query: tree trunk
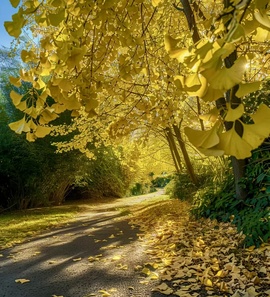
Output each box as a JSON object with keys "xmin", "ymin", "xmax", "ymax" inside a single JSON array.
[
  {"xmin": 172, "ymin": 124, "xmax": 198, "ymax": 185},
  {"xmin": 165, "ymin": 128, "xmax": 183, "ymax": 173},
  {"xmin": 180, "ymin": 0, "xmax": 247, "ymax": 200}
]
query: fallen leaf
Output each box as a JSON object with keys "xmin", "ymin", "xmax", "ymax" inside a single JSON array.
[
  {"xmin": 108, "ymin": 234, "xmax": 115, "ymax": 239},
  {"xmin": 111, "ymin": 255, "xmax": 121, "ymax": 261},
  {"xmin": 32, "ymin": 252, "xmax": 41, "ymax": 256},
  {"xmin": 155, "ymin": 282, "xmax": 169, "ymax": 291},
  {"xmin": 161, "ymin": 288, "xmax": 174, "ymax": 295},
  {"xmin": 98, "ymin": 290, "xmax": 111, "ymax": 296},
  {"xmin": 15, "ymin": 279, "xmax": 30, "ymax": 284},
  {"xmin": 139, "ymin": 280, "xmax": 149, "ymax": 284},
  {"xmin": 88, "ymin": 255, "xmax": 102, "ymax": 262},
  {"xmin": 246, "ymin": 286, "xmax": 258, "ymax": 297},
  {"xmin": 259, "ymin": 266, "xmax": 267, "ymax": 274},
  {"xmin": 73, "ymin": 258, "xmax": 82, "ymax": 262},
  {"xmin": 149, "ymin": 272, "xmax": 159, "ymax": 280},
  {"xmin": 204, "ymin": 278, "xmax": 213, "ymax": 287},
  {"xmin": 141, "ymin": 267, "xmax": 151, "ymax": 276},
  {"xmin": 116, "ymin": 263, "xmax": 128, "ymax": 270},
  {"xmin": 100, "ymin": 244, "xmax": 117, "ymax": 250}
]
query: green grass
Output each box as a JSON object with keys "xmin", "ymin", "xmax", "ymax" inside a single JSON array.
[
  {"xmin": 0, "ymin": 205, "xmax": 86, "ymax": 250},
  {"xmin": 0, "ymin": 194, "xmax": 169, "ymax": 250}
]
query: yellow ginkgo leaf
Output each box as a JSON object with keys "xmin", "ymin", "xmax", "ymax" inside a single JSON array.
[
  {"xmin": 185, "ymin": 124, "xmax": 220, "ymax": 149},
  {"xmin": 150, "ymin": 272, "xmax": 159, "ymax": 280},
  {"xmin": 35, "ymin": 126, "xmax": 51, "ymax": 138},
  {"xmin": 169, "ymin": 48, "xmax": 189, "ymax": 63},
  {"xmin": 201, "ymin": 86, "xmax": 224, "ymax": 102},
  {"xmin": 9, "ymin": 118, "xmax": 30, "ymax": 134},
  {"xmin": 66, "ymin": 46, "xmax": 87, "ymax": 68},
  {"xmin": 225, "ymin": 104, "xmax": 244, "ymax": 122},
  {"xmin": 98, "ymin": 290, "xmax": 111, "ymax": 297},
  {"xmin": 72, "ymin": 257, "xmax": 82, "ymax": 262},
  {"xmin": 161, "ymin": 288, "xmax": 174, "ymax": 295},
  {"xmin": 155, "ymin": 282, "xmax": 169, "ymax": 291},
  {"xmin": 235, "ymin": 81, "xmax": 261, "ymax": 98},
  {"xmin": 246, "ymin": 286, "xmax": 258, "ymax": 297},
  {"xmin": 15, "ymin": 278, "xmax": 30, "ymax": 284},
  {"xmin": 48, "ymin": 9, "xmax": 65, "ymax": 27},
  {"xmin": 111, "ymin": 255, "xmax": 121, "ymax": 261},
  {"xmin": 52, "ymin": 295, "xmax": 64, "ymax": 297},
  {"xmin": 242, "ymin": 123, "xmax": 267, "ymax": 149},
  {"xmin": 204, "ymin": 278, "xmax": 213, "ymax": 287},
  {"xmin": 219, "ymin": 125, "xmax": 253, "ymax": 159},
  {"xmin": 10, "ymin": 0, "xmax": 20, "ymax": 8},
  {"xmin": 141, "ymin": 267, "xmax": 151, "ymax": 276},
  {"xmin": 116, "ymin": 263, "xmax": 128, "ymax": 270},
  {"xmin": 9, "ymin": 76, "xmax": 21, "ymax": 87},
  {"xmin": 199, "ymin": 107, "xmax": 219, "ymax": 123},
  {"xmin": 10, "ymin": 90, "xmax": 23, "ymax": 106},
  {"xmin": 203, "ymin": 56, "xmax": 246, "ymax": 90},
  {"xmin": 4, "ymin": 8, "xmax": 25, "ymax": 37},
  {"xmin": 26, "ymin": 132, "xmax": 36, "ymax": 142}
]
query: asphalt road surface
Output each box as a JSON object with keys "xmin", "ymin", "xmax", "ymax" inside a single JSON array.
[{"xmin": 0, "ymin": 191, "xmax": 166, "ymax": 297}]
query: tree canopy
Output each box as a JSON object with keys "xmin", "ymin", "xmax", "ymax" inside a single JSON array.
[{"xmin": 4, "ymin": 0, "xmax": 270, "ymax": 160}]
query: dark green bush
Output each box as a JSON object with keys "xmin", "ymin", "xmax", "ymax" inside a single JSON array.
[
  {"xmin": 129, "ymin": 182, "xmax": 156, "ymax": 196},
  {"xmin": 165, "ymin": 173, "xmax": 198, "ymax": 201},
  {"xmin": 192, "ymin": 143, "xmax": 270, "ymax": 247},
  {"xmin": 152, "ymin": 175, "xmax": 171, "ymax": 188}
]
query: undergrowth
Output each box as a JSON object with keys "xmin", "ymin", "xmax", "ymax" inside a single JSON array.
[{"xmin": 192, "ymin": 143, "xmax": 270, "ymax": 247}]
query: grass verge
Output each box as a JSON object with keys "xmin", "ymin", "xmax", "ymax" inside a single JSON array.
[
  {"xmin": 0, "ymin": 205, "xmax": 86, "ymax": 250},
  {"xmin": 0, "ymin": 193, "xmax": 167, "ymax": 250}
]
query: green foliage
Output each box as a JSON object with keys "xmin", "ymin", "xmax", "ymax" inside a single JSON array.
[
  {"xmin": 76, "ymin": 147, "xmax": 131, "ymax": 199},
  {"xmin": 0, "ymin": 47, "xmax": 136, "ymax": 209},
  {"xmin": 165, "ymin": 173, "xmax": 197, "ymax": 201},
  {"xmin": 0, "ymin": 107, "xmax": 82, "ymax": 209},
  {"xmin": 0, "ymin": 204, "xmax": 84, "ymax": 249},
  {"xmin": 129, "ymin": 182, "xmax": 155, "ymax": 196},
  {"xmin": 192, "ymin": 144, "xmax": 270, "ymax": 247},
  {"xmin": 151, "ymin": 175, "xmax": 171, "ymax": 188}
]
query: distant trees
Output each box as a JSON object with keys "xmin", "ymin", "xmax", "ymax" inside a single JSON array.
[{"xmin": 0, "ymin": 48, "xmax": 141, "ymax": 209}]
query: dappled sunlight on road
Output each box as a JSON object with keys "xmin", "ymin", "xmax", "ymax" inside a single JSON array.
[{"xmin": 0, "ymin": 191, "xmax": 167, "ymax": 297}]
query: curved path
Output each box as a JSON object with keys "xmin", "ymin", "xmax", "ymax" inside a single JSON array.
[{"xmin": 0, "ymin": 190, "xmax": 166, "ymax": 297}]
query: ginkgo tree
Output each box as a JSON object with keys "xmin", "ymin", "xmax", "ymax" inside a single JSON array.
[{"xmin": 4, "ymin": 0, "xmax": 270, "ymax": 200}]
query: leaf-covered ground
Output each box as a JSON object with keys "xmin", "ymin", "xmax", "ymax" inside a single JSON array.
[
  {"xmin": 1, "ymin": 193, "xmax": 269, "ymax": 297},
  {"xmin": 130, "ymin": 199, "xmax": 270, "ymax": 297}
]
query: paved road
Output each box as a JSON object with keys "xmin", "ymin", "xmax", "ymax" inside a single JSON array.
[{"xmin": 0, "ymin": 191, "xmax": 166, "ymax": 297}]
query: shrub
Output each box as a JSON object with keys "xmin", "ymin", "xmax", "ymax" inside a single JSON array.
[
  {"xmin": 152, "ymin": 175, "xmax": 171, "ymax": 188},
  {"xmin": 165, "ymin": 173, "xmax": 198, "ymax": 201},
  {"xmin": 72, "ymin": 147, "xmax": 131, "ymax": 199},
  {"xmin": 129, "ymin": 182, "xmax": 155, "ymax": 196},
  {"xmin": 192, "ymin": 143, "xmax": 270, "ymax": 247}
]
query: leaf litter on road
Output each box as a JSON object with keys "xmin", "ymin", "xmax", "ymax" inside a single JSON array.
[{"xmin": 129, "ymin": 199, "xmax": 270, "ymax": 296}]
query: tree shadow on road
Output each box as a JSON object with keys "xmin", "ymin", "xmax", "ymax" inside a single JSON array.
[{"xmin": 0, "ymin": 209, "xmax": 165, "ymax": 297}]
